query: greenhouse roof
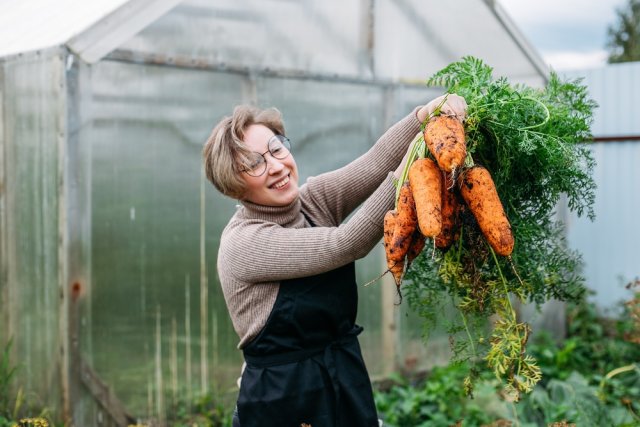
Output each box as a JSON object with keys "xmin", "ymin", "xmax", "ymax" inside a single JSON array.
[
  {"xmin": 0, "ymin": 0, "xmax": 549, "ymax": 85},
  {"xmin": 0, "ymin": 0, "xmax": 181, "ymax": 62}
]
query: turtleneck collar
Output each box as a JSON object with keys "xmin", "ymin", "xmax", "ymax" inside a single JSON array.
[{"xmin": 238, "ymin": 196, "xmax": 304, "ymax": 227}]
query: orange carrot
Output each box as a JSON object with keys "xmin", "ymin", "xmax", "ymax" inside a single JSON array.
[
  {"xmin": 424, "ymin": 114, "xmax": 467, "ymax": 173},
  {"xmin": 391, "ymin": 181, "xmax": 418, "ymax": 261},
  {"xmin": 408, "ymin": 158, "xmax": 442, "ymax": 237},
  {"xmin": 458, "ymin": 166, "xmax": 514, "ymax": 256},
  {"xmin": 435, "ymin": 172, "xmax": 462, "ymax": 250},
  {"xmin": 407, "ymin": 230, "xmax": 426, "ymax": 267},
  {"xmin": 384, "ymin": 210, "xmax": 404, "ymax": 286}
]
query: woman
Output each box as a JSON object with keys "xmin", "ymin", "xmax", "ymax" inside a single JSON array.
[{"xmin": 203, "ymin": 94, "xmax": 467, "ymax": 427}]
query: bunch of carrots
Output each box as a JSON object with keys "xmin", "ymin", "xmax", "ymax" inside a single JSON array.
[{"xmin": 384, "ymin": 102, "xmax": 514, "ymax": 294}]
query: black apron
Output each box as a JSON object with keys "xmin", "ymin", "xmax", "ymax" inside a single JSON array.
[{"xmin": 236, "ymin": 255, "xmax": 379, "ymax": 426}]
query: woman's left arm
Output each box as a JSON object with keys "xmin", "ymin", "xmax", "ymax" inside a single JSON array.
[
  {"xmin": 302, "ymin": 109, "xmax": 421, "ymax": 226},
  {"xmin": 304, "ymin": 94, "xmax": 467, "ymax": 226}
]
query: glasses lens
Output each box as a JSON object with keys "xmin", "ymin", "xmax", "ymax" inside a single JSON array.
[
  {"xmin": 242, "ymin": 153, "xmax": 267, "ymax": 177},
  {"xmin": 268, "ymin": 135, "xmax": 291, "ymax": 159}
]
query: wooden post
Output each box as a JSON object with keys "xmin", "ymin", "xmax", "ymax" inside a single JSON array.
[
  {"xmin": 80, "ymin": 358, "xmax": 136, "ymax": 426},
  {"xmin": 380, "ymin": 86, "xmax": 398, "ymax": 377},
  {"xmin": 58, "ymin": 50, "xmax": 73, "ymax": 424}
]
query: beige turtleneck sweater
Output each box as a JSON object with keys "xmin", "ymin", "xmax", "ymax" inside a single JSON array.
[{"xmin": 217, "ymin": 109, "xmax": 422, "ymax": 348}]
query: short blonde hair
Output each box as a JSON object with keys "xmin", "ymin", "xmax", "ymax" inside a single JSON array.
[{"xmin": 203, "ymin": 105, "xmax": 285, "ymax": 199}]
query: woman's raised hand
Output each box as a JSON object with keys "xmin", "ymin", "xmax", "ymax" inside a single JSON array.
[{"xmin": 417, "ymin": 93, "xmax": 467, "ymax": 123}]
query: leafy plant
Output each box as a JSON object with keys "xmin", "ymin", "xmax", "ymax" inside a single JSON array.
[
  {"xmin": 526, "ymin": 286, "xmax": 640, "ymax": 424},
  {"xmin": 516, "ymin": 372, "xmax": 629, "ymax": 427},
  {"xmin": 0, "ymin": 338, "xmax": 22, "ymax": 426},
  {"xmin": 404, "ymin": 56, "xmax": 597, "ymax": 399},
  {"xmin": 165, "ymin": 391, "xmax": 233, "ymax": 427},
  {"xmin": 377, "ymin": 288, "xmax": 640, "ymax": 426},
  {"xmin": 530, "ymin": 284, "xmax": 640, "ymax": 381},
  {"xmin": 0, "ymin": 339, "xmax": 63, "ymax": 427},
  {"xmin": 374, "ymin": 363, "xmax": 507, "ymax": 427},
  {"xmin": 621, "ymin": 279, "xmax": 640, "ymax": 344}
]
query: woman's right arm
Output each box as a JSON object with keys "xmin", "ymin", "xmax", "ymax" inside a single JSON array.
[{"xmin": 219, "ymin": 174, "xmax": 397, "ymax": 283}]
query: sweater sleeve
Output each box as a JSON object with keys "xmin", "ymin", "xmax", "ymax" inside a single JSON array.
[
  {"xmin": 302, "ymin": 108, "xmax": 421, "ymax": 226},
  {"xmin": 220, "ymin": 173, "xmax": 397, "ymax": 283}
]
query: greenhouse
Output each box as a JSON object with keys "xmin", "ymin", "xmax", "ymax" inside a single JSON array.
[{"xmin": 1, "ymin": 0, "xmax": 637, "ymax": 426}]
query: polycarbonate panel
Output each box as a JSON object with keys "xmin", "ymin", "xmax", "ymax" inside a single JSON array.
[
  {"xmin": 119, "ymin": 0, "xmax": 365, "ymax": 77},
  {"xmin": 560, "ymin": 64, "xmax": 640, "ymax": 312},
  {"xmin": 564, "ymin": 62, "xmax": 640, "ymax": 137},
  {"xmin": 0, "ymin": 51, "xmax": 65, "ymax": 415},
  {"xmin": 87, "ymin": 60, "xmax": 248, "ymax": 416},
  {"xmin": 117, "ymin": 0, "xmax": 546, "ymax": 87},
  {"xmin": 565, "ymin": 142, "xmax": 640, "ymax": 312},
  {"xmin": 374, "ymin": 0, "xmax": 546, "ymax": 86}
]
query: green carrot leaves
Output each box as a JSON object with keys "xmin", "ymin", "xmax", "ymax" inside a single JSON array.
[{"xmin": 404, "ymin": 56, "xmax": 597, "ymax": 399}]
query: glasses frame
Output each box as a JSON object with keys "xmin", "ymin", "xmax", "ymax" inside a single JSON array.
[{"xmin": 241, "ymin": 135, "xmax": 291, "ymax": 177}]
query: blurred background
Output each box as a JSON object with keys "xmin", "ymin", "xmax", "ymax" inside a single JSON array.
[{"xmin": 0, "ymin": 0, "xmax": 638, "ymax": 425}]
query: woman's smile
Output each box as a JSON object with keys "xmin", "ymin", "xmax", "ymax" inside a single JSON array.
[{"xmin": 269, "ymin": 174, "xmax": 290, "ymax": 190}]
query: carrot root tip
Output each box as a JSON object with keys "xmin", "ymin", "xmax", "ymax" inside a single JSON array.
[{"xmin": 449, "ymin": 166, "xmax": 458, "ymax": 189}]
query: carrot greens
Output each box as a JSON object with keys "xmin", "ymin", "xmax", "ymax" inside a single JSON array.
[{"xmin": 404, "ymin": 56, "xmax": 597, "ymax": 400}]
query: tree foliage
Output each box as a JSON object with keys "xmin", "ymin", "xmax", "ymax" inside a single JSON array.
[{"xmin": 607, "ymin": 0, "xmax": 640, "ymax": 63}]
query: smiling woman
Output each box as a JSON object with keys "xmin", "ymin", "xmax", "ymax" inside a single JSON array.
[{"xmin": 202, "ymin": 96, "xmax": 467, "ymax": 427}]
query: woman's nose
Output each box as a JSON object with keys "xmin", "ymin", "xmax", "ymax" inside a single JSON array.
[{"xmin": 266, "ymin": 155, "xmax": 285, "ymax": 174}]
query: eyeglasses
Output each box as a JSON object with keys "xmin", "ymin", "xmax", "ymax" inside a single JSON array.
[{"xmin": 241, "ymin": 135, "xmax": 291, "ymax": 177}]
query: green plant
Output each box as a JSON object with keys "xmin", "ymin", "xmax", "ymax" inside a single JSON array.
[
  {"xmin": 529, "ymin": 286, "xmax": 640, "ymax": 380},
  {"xmin": 619, "ymin": 279, "xmax": 640, "ymax": 346},
  {"xmin": 0, "ymin": 338, "xmax": 22, "ymax": 426},
  {"xmin": 375, "ymin": 364, "xmax": 640, "ymax": 427},
  {"xmin": 166, "ymin": 391, "xmax": 234, "ymax": 427},
  {"xmin": 374, "ymin": 363, "xmax": 508, "ymax": 427},
  {"xmin": 404, "ymin": 56, "xmax": 597, "ymax": 399},
  {"xmin": 0, "ymin": 339, "xmax": 63, "ymax": 427},
  {"xmin": 377, "ymin": 287, "xmax": 640, "ymax": 426},
  {"xmin": 525, "ymin": 287, "xmax": 640, "ymax": 424},
  {"xmin": 515, "ymin": 372, "xmax": 639, "ymax": 427}
]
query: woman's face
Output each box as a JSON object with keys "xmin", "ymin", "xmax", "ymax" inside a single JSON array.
[{"xmin": 240, "ymin": 124, "xmax": 299, "ymax": 206}]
